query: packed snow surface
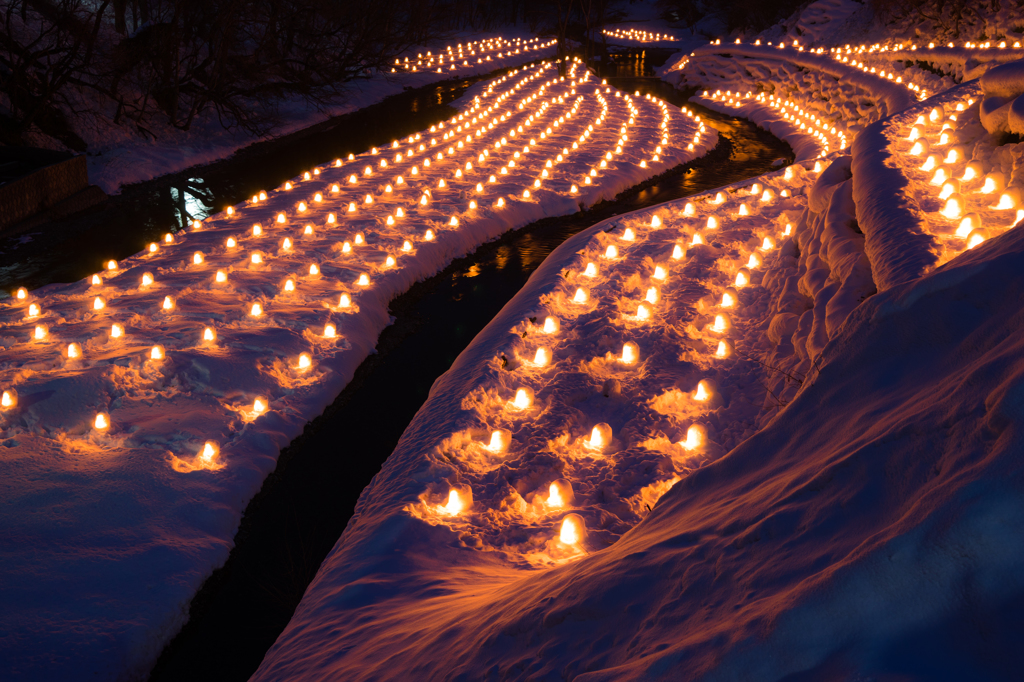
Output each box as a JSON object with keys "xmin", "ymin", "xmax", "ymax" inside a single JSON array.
[
  {"xmin": 253, "ymin": 5, "xmax": 1024, "ymax": 675},
  {"xmin": 254, "ymin": 109, "xmax": 1024, "ymax": 682},
  {"xmin": 0, "ymin": 59, "xmax": 715, "ymax": 680}
]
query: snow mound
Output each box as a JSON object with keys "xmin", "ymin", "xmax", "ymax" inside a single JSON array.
[
  {"xmin": 980, "ymin": 59, "xmax": 1024, "ymax": 135},
  {"xmin": 253, "ymin": 178, "xmax": 1024, "ymax": 682}
]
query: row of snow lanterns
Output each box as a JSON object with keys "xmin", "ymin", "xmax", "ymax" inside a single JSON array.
[
  {"xmin": 602, "ymin": 28, "xmax": 677, "ymax": 42},
  {"xmin": 706, "ymin": 38, "xmax": 927, "ymax": 101},
  {"xmin": 705, "ymin": 89, "xmax": 845, "ymax": 154},
  {"xmin": 906, "ymin": 100, "xmax": 1021, "ymax": 248},
  {"xmin": 392, "ymin": 37, "xmax": 555, "ymax": 73},
  {"xmin": 4, "ymin": 59, "xmax": 689, "ymax": 468},
  {"xmin": 435, "ymin": 167, "xmax": 807, "ymax": 555}
]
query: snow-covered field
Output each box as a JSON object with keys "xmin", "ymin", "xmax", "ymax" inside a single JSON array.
[
  {"xmin": 249, "ymin": 2, "xmax": 1024, "ymax": 680},
  {"xmin": 0, "ymin": 57, "xmax": 715, "ymax": 680}
]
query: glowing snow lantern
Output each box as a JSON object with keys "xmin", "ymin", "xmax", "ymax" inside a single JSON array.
[
  {"xmin": 94, "ymin": 412, "xmax": 110, "ymax": 431},
  {"xmin": 645, "ymin": 287, "xmax": 659, "ymax": 304},
  {"xmin": 573, "ymin": 287, "xmax": 589, "ymax": 303},
  {"xmin": 672, "ymin": 244, "xmax": 685, "ymax": 259},
  {"xmin": 938, "ymin": 179, "xmax": 960, "ymax": 201},
  {"xmin": 67, "ymin": 343, "xmax": 81, "ymax": 359},
  {"xmin": 441, "ymin": 489, "xmax": 466, "ymax": 515},
  {"xmin": 981, "ymin": 173, "xmax": 1005, "ymax": 194},
  {"xmin": 735, "ymin": 268, "xmax": 750, "ymax": 287},
  {"xmin": 967, "ymin": 229, "xmax": 988, "ymax": 249},
  {"xmin": 587, "ymin": 423, "xmax": 613, "ymax": 450},
  {"xmin": 15, "ymin": 287, "xmax": 27, "ymax": 299},
  {"xmin": 909, "ymin": 140, "xmax": 928, "ymax": 156},
  {"xmin": 512, "ymin": 387, "xmax": 534, "ymax": 410},
  {"xmin": 298, "ymin": 353, "xmax": 312, "ymax": 370},
  {"xmin": 693, "ymin": 379, "xmax": 713, "ymax": 402},
  {"xmin": 994, "ymin": 189, "xmax": 1020, "ymax": 210},
  {"xmin": 324, "ymin": 323, "xmax": 337, "ymax": 338},
  {"xmin": 251, "ymin": 253, "xmax": 263, "ymax": 264},
  {"xmin": 107, "ymin": 260, "xmax": 117, "ymax": 271},
  {"xmin": 760, "ymin": 236, "xmax": 775, "ymax": 251},
  {"xmin": 93, "ymin": 296, "xmax": 106, "ymax": 310},
  {"xmin": 357, "ymin": 274, "xmax": 370, "ymax": 286},
  {"xmin": 691, "ymin": 232, "xmax": 704, "ymax": 246},
  {"xmin": 604, "ymin": 245, "xmax": 618, "ymax": 259},
  {"xmin": 33, "ymin": 325, "xmax": 47, "ymax": 340},
  {"xmin": 721, "ymin": 287, "xmax": 738, "ymax": 307},
  {"xmin": 227, "ymin": 237, "xmax": 237, "ymax": 248},
  {"xmin": 547, "ymin": 479, "xmax": 574, "ymax": 508},
  {"xmin": 681, "ymin": 423, "xmax": 707, "ymax": 451},
  {"xmin": 559, "ymin": 513, "xmax": 586, "ymax": 547},
  {"xmin": 110, "ymin": 323, "xmax": 124, "ymax": 339},
  {"xmin": 715, "ymin": 339, "xmax": 733, "ymax": 358},
  {"xmin": 542, "ymin": 316, "xmax": 560, "ymax": 334},
  {"xmin": 711, "ymin": 313, "xmax": 731, "ymax": 333},
  {"xmin": 159, "ymin": 295, "xmax": 174, "ymax": 311},
  {"xmin": 199, "ymin": 441, "xmax": 219, "ymax": 466},
  {"xmin": 920, "ymin": 154, "xmax": 939, "ymax": 172},
  {"xmin": 962, "ymin": 162, "xmax": 982, "ymax": 182},
  {"xmin": 309, "ymin": 264, "xmax": 320, "ymax": 276},
  {"xmin": 621, "ymin": 341, "xmax": 639, "ymax": 364},
  {"xmin": 216, "ymin": 270, "xmax": 227, "ymax": 283},
  {"xmin": 424, "ymin": 230, "xmax": 435, "ymax": 241},
  {"xmin": 684, "ymin": 202, "xmax": 695, "ymax": 216},
  {"xmin": 150, "ymin": 344, "xmax": 164, "ymax": 360},
  {"xmin": 91, "ymin": 274, "xmax": 101, "ymax": 285},
  {"xmin": 250, "ymin": 303, "xmax": 263, "ymax": 317},
  {"xmin": 486, "ymin": 429, "xmax": 512, "ymax": 453},
  {"xmin": 253, "ymin": 397, "xmax": 267, "ymax": 414},
  {"xmin": 748, "ymin": 253, "xmax": 762, "ymax": 268},
  {"xmin": 203, "ymin": 327, "xmax": 216, "ymax": 343},
  {"xmin": 28, "ymin": 303, "xmax": 39, "ymax": 317},
  {"xmin": 941, "ymin": 194, "xmax": 965, "ymax": 219},
  {"xmin": 193, "ymin": 251, "xmax": 204, "ymax": 265},
  {"xmin": 1, "ymin": 389, "xmax": 17, "ymax": 410},
  {"xmin": 707, "ymin": 216, "xmax": 718, "ymax": 229}
]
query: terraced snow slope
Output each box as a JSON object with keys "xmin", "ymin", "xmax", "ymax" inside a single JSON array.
[{"xmin": 0, "ymin": 59, "xmax": 715, "ymax": 681}]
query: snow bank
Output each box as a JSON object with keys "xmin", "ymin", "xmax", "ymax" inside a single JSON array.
[
  {"xmin": 251, "ymin": 152, "xmax": 844, "ymax": 678},
  {"xmin": 0, "ymin": 60, "xmax": 715, "ymax": 681},
  {"xmin": 253, "ymin": 160, "xmax": 1024, "ymax": 682},
  {"xmin": 687, "ymin": 43, "xmax": 917, "ymax": 118},
  {"xmin": 853, "ymin": 78, "xmax": 1024, "ymax": 290},
  {"xmin": 691, "ymin": 90, "xmax": 841, "ymax": 161},
  {"xmin": 85, "ymin": 33, "xmax": 557, "ymax": 194}
]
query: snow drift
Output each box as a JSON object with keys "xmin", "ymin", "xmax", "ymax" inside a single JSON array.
[{"xmin": 252, "ymin": 176, "xmax": 1024, "ymax": 682}]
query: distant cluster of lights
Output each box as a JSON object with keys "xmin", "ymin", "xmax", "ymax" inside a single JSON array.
[
  {"xmin": 392, "ymin": 37, "xmax": 555, "ymax": 73},
  {"xmin": 602, "ymin": 28, "xmax": 677, "ymax": 43},
  {"xmin": 2, "ymin": 56, "xmax": 704, "ymax": 469},
  {"xmin": 426, "ymin": 160, "xmax": 820, "ymax": 558}
]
